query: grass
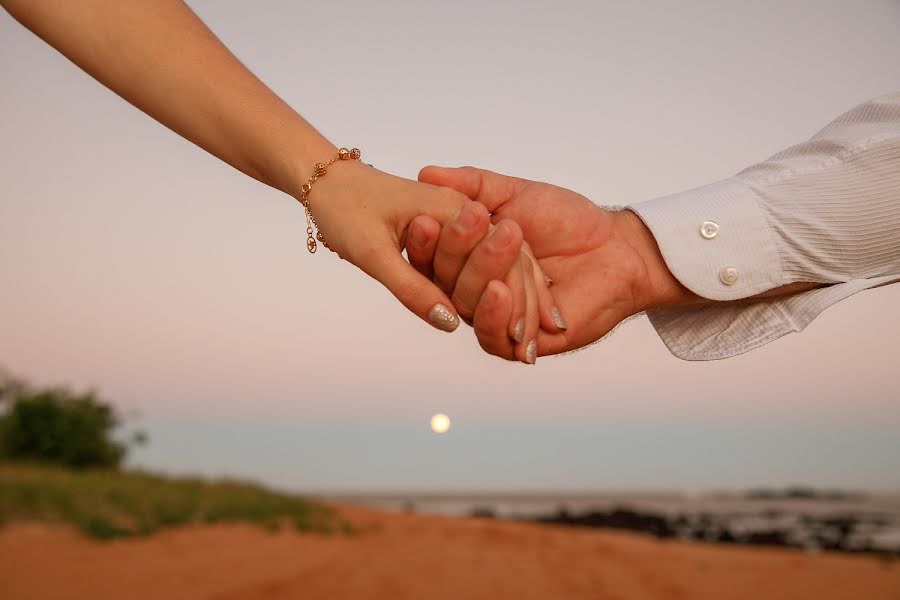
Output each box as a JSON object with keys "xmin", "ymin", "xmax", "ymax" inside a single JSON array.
[{"xmin": 0, "ymin": 461, "xmax": 346, "ymax": 540}]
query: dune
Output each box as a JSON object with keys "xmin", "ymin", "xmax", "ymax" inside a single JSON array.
[{"xmin": 1, "ymin": 504, "xmax": 897, "ymax": 600}]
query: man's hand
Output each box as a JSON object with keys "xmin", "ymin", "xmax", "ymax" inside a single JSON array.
[
  {"xmin": 408, "ymin": 166, "xmax": 693, "ymax": 360},
  {"xmin": 405, "ymin": 201, "xmax": 563, "ymax": 364}
]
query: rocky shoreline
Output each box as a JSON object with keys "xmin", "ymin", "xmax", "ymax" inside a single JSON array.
[
  {"xmin": 530, "ymin": 506, "xmax": 899, "ymax": 556},
  {"xmin": 328, "ymin": 488, "xmax": 900, "ymax": 556}
]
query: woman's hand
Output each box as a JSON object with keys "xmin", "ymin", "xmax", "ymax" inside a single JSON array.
[
  {"xmin": 0, "ymin": 1, "xmax": 479, "ymax": 333},
  {"xmin": 1, "ymin": 0, "xmax": 560, "ymax": 343},
  {"xmin": 403, "ymin": 188, "xmax": 566, "ymax": 364},
  {"xmin": 305, "ymin": 160, "xmax": 476, "ymax": 332}
]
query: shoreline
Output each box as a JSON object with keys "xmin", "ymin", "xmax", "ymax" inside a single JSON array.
[{"xmin": 321, "ymin": 490, "xmax": 900, "ymax": 555}]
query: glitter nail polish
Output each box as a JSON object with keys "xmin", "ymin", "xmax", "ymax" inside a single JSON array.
[
  {"xmin": 513, "ymin": 318, "xmax": 525, "ymax": 343},
  {"xmin": 428, "ymin": 303, "xmax": 460, "ymax": 332},
  {"xmin": 525, "ymin": 340, "xmax": 537, "ymax": 365},
  {"xmin": 550, "ymin": 307, "xmax": 568, "ymax": 331}
]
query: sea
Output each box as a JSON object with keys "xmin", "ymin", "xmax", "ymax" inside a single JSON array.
[{"xmin": 321, "ymin": 490, "xmax": 900, "ymax": 554}]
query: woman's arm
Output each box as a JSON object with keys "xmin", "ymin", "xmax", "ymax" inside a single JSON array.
[
  {"xmin": 3, "ymin": 0, "xmax": 329, "ymax": 194},
  {"xmin": 1, "ymin": 0, "xmax": 468, "ymax": 330}
]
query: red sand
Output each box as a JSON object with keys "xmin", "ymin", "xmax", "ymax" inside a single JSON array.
[{"xmin": 1, "ymin": 505, "xmax": 898, "ymax": 599}]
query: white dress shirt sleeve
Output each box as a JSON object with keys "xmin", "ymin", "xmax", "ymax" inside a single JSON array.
[{"xmin": 626, "ymin": 93, "xmax": 900, "ymax": 360}]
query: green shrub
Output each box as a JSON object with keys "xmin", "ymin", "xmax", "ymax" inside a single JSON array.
[
  {"xmin": 0, "ymin": 375, "xmax": 139, "ymax": 468},
  {"xmin": 0, "ymin": 372, "xmax": 345, "ymax": 539},
  {"xmin": 0, "ymin": 462, "xmax": 342, "ymax": 539}
]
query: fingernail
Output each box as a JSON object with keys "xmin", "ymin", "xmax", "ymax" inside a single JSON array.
[
  {"xmin": 525, "ymin": 340, "xmax": 537, "ymax": 365},
  {"xmin": 455, "ymin": 204, "xmax": 480, "ymax": 232},
  {"xmin": 482, "ymin": 283, "xmax": 500, "ymax": 310},
  {"xmin": 551, "ymin": 307, "xmax": 568, "ymax": 330},
  {"xmin": 513, "ymin": 317, "xmax": 525, "ymax": 343},
  {"xmin": 409, "ymin": 225, "xmax": 428, "ymax": 249},
  {"xmin": 488, "ymin": 222, "xmax": 515, "ymax": 251},
  {"xmin": 428, "ymin": 303, "xmax": 460, "ymax": 332}
]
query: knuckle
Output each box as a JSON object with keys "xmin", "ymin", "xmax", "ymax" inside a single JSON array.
[
  {"xmin": 408, "ymin": 239, "xmax": 433, "ymax": 263},
  {"xmin": 476, "ymin": 333, "xmax": 509, "ymax": 360},
  {"xmin": 437, "ymin": 187, "xmax": 467, "ymax": 210},
  {"xmin": 473, "ymin": 317, "xmax": 503, "ymax": 343},
  {"xmin": 444, "ymin": 224, "xmax": 469, "ymax": 245},
  {"xmin": 450, "ymin": 293, "xmax": 476, "ymax": 322},
  {"xmin": 470, "ymin": 201, "xmax": 490, "ymax": 218},
  {"xmin": 391, "ymin": 277, "xmax": 421, "ymax": 304},
  {"xmin": 433, "ymin": 273, "xmax": 453, "ymax": 295}
]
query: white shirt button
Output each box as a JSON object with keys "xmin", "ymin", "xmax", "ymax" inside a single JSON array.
[
  {"xmin": 719, "ymin": 266, "xmax": 739, "ymax": 285},
  {"xmin": 700, "ymin": 221, "xmax": 719, "ymax": 239}
]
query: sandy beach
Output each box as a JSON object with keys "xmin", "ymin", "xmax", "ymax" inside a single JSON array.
[{"xmin": 1, "ymin": 505, "xmax": 897, "ymax": 600}]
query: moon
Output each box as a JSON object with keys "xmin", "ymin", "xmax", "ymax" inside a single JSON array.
[{"xmin": 430, "ymin": 413, "xmax": 451, "ymax": 434}]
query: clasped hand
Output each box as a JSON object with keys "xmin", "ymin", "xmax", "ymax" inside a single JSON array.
[
  {"xmin": 308, "ymin": 160, "xmax": 683, "ymax": 365},
  {"xmin": 402, "ymin": 166, "xmax": 684, "ymax": 364}
]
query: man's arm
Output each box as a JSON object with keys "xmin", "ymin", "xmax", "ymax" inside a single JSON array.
[
  {"xmin": 410, "ymin": 93, "xmax": 900, "ymax": 361},
  {"xmin": 626, "ymin": 92, "xmax": 900, "ymax": 359},
  {"xmin": 614, "ymin": 210, "xmax": 824, "ymax": 310}
]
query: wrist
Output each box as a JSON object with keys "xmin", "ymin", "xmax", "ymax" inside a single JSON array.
[
  {"xmin": 613, "ymin": 209, "xmax": 698, "ymax": 311},
  {"xmin": 290, "ymin": 151, "xmax": 385, "ymax": 257},
  {"xmin": 297, "ymin": 153, "xmax": 376, "ymax": 205},
  {"xmin": 280, "ymin": 137, "xmax": 339, "ymax": 197}
]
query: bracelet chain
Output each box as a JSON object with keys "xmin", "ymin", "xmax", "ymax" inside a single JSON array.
[{"xmin": 298, "ymin": 147, "xmax": 361, "ymax": 254}]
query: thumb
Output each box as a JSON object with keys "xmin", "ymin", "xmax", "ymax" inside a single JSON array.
[
  {"xmin": 364, "ymin": 248, "xmax": 461, "ymax": 333},
  {"xmin": 418, "ymin": 165, "xmax": 524, "ymax": 213},
  {"xmin": 418, "ymin": 166, "xmax": 485, "ymax": 203}
]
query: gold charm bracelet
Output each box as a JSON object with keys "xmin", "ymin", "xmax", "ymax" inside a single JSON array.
[{"xmin": 298, "ymin": 147, "xmax": 362, "ymax": 254}]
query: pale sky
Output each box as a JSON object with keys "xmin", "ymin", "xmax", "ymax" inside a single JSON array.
[{"xmin": 1, "ymin": 0, "xmax": 898, "ymax": 492}]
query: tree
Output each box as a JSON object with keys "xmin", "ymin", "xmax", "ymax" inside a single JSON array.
[{"xmin": 0, "ymin": 371, "xmax": 144, "ymax": 468}]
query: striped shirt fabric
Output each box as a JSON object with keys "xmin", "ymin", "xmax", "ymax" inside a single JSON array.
[{"xmin": 628, "ymin": 93, "xmax": 900, "ymax": 360}]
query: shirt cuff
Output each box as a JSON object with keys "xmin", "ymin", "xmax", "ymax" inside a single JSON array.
[
  {"xmin": 643, "ymin": 276, "xmax": 900, "ymax": 361},
  {"xmin": 627, "ymin": 178, "xmax": 784, "ymax": 301}
]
